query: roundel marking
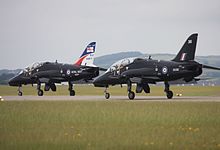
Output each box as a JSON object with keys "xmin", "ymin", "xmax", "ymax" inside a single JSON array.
[
  {"xmin": 66, "ymin": 69, "xmax": 71, "ymax": 75},
  {"xmin": 162, "ymin": 66, "xmax": 168, "ymax": 74}
]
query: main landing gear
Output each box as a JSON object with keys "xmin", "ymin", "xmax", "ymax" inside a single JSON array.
[
  {"xmin": 164, "ymin": 81, "xmax": 173, "ymax": 99},
  {"xmin": 127, "ymin": 80, "xmax": 135, "ymax": 100},
  {"xmin": 18, "ymin": 86, "xmax": 22, "ymax": 96},
  {"xmin": 44, "ymin": 83, "xmax": 56, "ymax": 92},
  {"xmin": 37, "ymin": 82, "xmax": 43, "ymax": 96},
  {"xmin": 68, "ymin": 82, "xmax": 75, "ymax": 96}
]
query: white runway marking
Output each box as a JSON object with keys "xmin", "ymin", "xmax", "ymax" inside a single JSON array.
[{"xmin": 2, "ymin": 96, "xmax": 220, "ymax": 102}]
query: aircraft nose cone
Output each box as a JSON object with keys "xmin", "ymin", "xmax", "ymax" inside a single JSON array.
[
  {"xmin": 8, "ymin": 78, "xmax": 15, "ymax": 86},
  {"xmin": 93, "ymin": 77, "xmax": 101, "ymax": 85},
  {"xmin": 93, "ymin": 76, "xmax": 106, "ymax": 87},
  {"xmin": 8, "ymin": 76, "xmax": 20, "ymax": 86}
]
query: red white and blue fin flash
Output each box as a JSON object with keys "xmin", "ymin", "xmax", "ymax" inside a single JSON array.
[{"xmin": 74, "ymin": 42, "xmax": 96, "ymax": 66}]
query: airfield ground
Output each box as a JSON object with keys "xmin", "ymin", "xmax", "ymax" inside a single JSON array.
[
  {"xmin": 0, "ymin": 84, "xmax": 220, "ymax": 96},
  {"xmin": 0, "ymin": 85, "xmax": 220, "ymax": 149}
]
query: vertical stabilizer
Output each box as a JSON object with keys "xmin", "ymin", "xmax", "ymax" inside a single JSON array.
[
  {"xmin": 172, "ymin": 33, "xmax": 198, "ymax": 62},
  {"xmin": 74, "ymin": 42, "xmax": 96, "ymax": 66}
]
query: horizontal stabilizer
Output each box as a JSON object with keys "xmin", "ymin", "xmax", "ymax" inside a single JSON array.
[{"xmin": 202, "ymin": 64, "xmax": 220, "ymax": 70}]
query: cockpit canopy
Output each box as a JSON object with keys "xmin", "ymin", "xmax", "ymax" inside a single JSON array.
[
  {"xmin": 107, "ymin": 57, "xmax": 136, "ymax": 72},
  {"xmin": 19, "ymin": 62, "xmax": 43, "ymax": 74}
]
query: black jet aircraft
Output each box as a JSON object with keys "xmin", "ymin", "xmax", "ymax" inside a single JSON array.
[
  {"xmin": 93, "ymin": 33, "xmax": 220, "ymax": 100},
  {"xmin": 9, "ymin": 42, "xmax": 103, "ymax": 96}
]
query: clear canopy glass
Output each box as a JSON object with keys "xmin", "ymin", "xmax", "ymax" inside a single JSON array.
[
  {"xmin": 107, "ymin": 57, "xmax": 135, "ymax": 72},
  {"xmin": 23, "ymin": 62, "xmax": 43, "ymax": 72}
]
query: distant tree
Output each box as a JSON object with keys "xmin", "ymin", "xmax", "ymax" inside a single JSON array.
[{"xmin": 0, "ymin": 73, "xmax": 15, "ymax": 85}]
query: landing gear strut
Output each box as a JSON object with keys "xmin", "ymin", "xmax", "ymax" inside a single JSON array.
[
  {"xmin": 37, "ymin": 82, "xmax": 43, "ymax": 96},
  {"xmin": 164, "ymin": 81, "xmax": 173, "ymax": 99},
  {"xmin": 18, "ymin": 86, "xmax": 22, "ymax": 96},
  {"xmin": 68, "ymin": 82, "xmax": 75, "ymax": 96},
  {"xmin": 104, "ymin": 87, "xmax": 110, "ymax": 99},
  {"xmin": 127, "ymin": 80, "xmax": 135, "ymax": 100}
]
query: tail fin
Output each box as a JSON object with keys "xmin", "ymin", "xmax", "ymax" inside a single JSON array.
[
  {"xmin": 74, "ymin": 42, "xmax": 96, "ymax": 66},
  {"xmin": 172, "ymin": 33, "xmax": 198, "ymax": 62}
]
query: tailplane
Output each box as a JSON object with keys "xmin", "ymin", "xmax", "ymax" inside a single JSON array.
[
  {"xmin": 75, "ymin": 42, "xmax": 96, "ymax": 66},
  {"xmin": 172, "ymin": 33, "xmax": 198, "ymax": 62}
]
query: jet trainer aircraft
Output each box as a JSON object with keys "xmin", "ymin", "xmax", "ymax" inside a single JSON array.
[
  {"xmin": 9, "ymin": 42, "xmax": 103, "ymax": 96},
  {"xmin": 93, "ymin": 34, "xmax": 220, "ymax": 100}
]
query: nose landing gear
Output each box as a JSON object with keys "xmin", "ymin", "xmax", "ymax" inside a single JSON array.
[
  {"xmin": 127, "ymin": 80, "xmax": 135, "ymax": 100},
  {"xmin": 18, "ymin": 86, "xmax": 22, "ymax": 96},
  {"xmin": 37, "ymin": 82, "xmax": 43, "ymax": 96},
  {"xmin": 128, "ymin": 91, "xmax": 135, "ymax": 100},
  {"xmin": 104, "ymin": 87, "xmax": 110, "ymax": 99}
]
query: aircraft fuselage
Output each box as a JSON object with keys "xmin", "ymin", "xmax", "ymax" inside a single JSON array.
[
  {"xmin": 9, "ymin": 62, "xmax": 99, "ymax": 86},
  {"xmin": 94, "ymin": 58, "xmax": 203, "ymax": 87}
]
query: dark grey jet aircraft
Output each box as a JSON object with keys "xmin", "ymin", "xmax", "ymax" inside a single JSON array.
[
  {"xmin": 93, "ymin": 34, "xmax": 220, "ymax": 100},
  {"xmin": 9, "ymin": 42, "xmax": 104, "ymax": 96}
]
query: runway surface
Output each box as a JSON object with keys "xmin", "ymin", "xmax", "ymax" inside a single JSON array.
[{"xmin": 1, "ymin": 95, "xmax": 220, "ymax": 102}]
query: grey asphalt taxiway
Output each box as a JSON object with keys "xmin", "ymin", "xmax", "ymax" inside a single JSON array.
[{"xmin": 1, "ymin": 96, "xmax": 220, "ymax": 102}]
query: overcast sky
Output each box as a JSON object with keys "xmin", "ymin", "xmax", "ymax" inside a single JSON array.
[{"xmin": 0, "ymin": 0, "xmax": 220, "ymax": 69}]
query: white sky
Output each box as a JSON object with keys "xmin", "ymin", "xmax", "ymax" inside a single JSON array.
[{"xmin": 0, "ymin": 0, "xmax": 220, "ymax": 69}]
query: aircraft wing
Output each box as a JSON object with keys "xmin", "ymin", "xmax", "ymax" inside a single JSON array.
[
  {"xmin": 121, "ymin": 68, "xmax": 155, "ymax": 77},
  {"xmin": 70, "ymin": 79, "xmax": 94, "ymax": 84},
  {"xmin": 130, "ymin": 76, "xmax": 160, "ymax": 84},
  {"xmin": 168, "ymin": 78, "xmax": 198, "ymax": 85}
]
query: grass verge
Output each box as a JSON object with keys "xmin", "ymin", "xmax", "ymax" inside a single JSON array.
[{"xmin": 0, "ymin": 101, "xmax": 220, "ymax": 150}]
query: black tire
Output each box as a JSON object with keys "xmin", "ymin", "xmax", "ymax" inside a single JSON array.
[
  {"xmin": 166, "ymin": 91, "xmax": 173, "ymax": 99},
  {"xmin": 18, "ymin": 91, "xmax": 22, "ymax": 96},
  {"xmin": 44, "ymin": 84, "xmax": 50, "ymax": 91},
  {"xmin": 38, "ymin": 90, "xmax": 43, "ymax": 96},
  {"xmin": 143, "ymin": 83, "xmax": 150, "ymax": 93},
  {"xmin": 70, "ymin": 90, "xmax": 75, "ymax": 96},
  {"xmin": 136, "ymin": 83, "xmax": 143, "ymax": 93},
  {"xmin": 105, "ymin": 93, "xmax": 110, "ymax": 99},
  {"xmin": 50, "ymin": 84, "xmax": 56, "ymax": 92},
  {"xmin": 128, "ymin": 91, "xmax": 135, "ymax": 100}
]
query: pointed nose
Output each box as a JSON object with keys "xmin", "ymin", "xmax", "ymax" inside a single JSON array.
[
  {"xmin": 93, "ymin": 75, "xmax": 106, "ymax": 87},
  {"xmin": 8, "ymin": 75, "xmax": 20, "ymax": 86}
]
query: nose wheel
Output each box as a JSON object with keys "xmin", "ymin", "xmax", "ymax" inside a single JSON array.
[
  {"xmin": 127, "ymin": 80, "xmax": 135, "ymax": 100},
  {"xmin": 128, "ymin": 91, "xmax": 135, "ymax": 100},
  {"xmin": 18, "ymin": 91, "xmax": 22, "ymax": 96},
  {"xmin": 105, "ymin": 92, "xmax": 110, "ymax": 99},
  {"xmin": 17, "ymin": 86, "xmax": 23, "ymax": 96},
  {"xmin": 104, "ymin": 87, "xmax": 110, "ymax": 99},
  {"xmin": 37, "ymin": 82, "xmax": 43, "ymax": 96},
  {"xmin": 38, "ymin": 89, "xmax": 44, "ymax": 96}
]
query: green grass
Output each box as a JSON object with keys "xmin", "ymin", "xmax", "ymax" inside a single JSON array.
[
  {"xmin": 0, "ymin": 85, "xmax": 220, "ymax": 96},
  {"xmin": 0, "ymin": 101, "xmax": 220, "ymax": 149}
]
